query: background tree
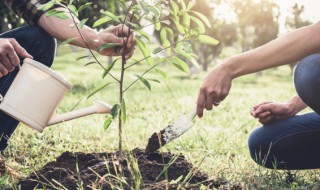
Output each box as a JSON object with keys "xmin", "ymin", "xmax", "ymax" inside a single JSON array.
[
  {"xmin": 0, "ymin": 1, "xmax": 24, "ymax": 33},
  {"xmin": 286, "ymin": 3, "xmax": 312, "ymax": 73}
]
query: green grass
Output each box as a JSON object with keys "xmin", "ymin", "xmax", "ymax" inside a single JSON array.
[{"xmin": 2, "ymin": 45, "xmax": 320, "ymax": 189}]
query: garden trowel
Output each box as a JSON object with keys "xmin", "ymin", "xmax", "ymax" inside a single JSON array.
[{"xmin": 145, "ymin": 107, "xmax": 197, "ymax": 153}]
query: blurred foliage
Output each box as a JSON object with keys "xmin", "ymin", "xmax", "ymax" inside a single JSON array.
[
  {"xmin": 286, "ymin": 3, "xmax": 312, "ymax": 30},
  {"xmin": 71, "ymin": 0, "xmax": 124, "ymax": 29},
  {"xmin": 0, "ymin": 1, "xmax": 24, "ymax": 33},
  {"xmin": 285, "ymin": 3, "xmax": 312, "ymax": 72},
  {"xmin": 230, "ymin": 0, "xmax": 280, "ymax": 51},
  {"xmin": 0, "ymin": 0, "xmax": 314, "ymax": 72}
]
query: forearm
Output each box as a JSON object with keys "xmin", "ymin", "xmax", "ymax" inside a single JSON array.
[
  {"xmin": 226, "ymin": 23, "xmax": 320, "ymax": 78},
  {"xmin": 287, "ymin": 95, "xmax": 308, "ymax": 115},
  {"xmin": 38, "ymin": 8, "xmax": 100, "ymax": 51}
]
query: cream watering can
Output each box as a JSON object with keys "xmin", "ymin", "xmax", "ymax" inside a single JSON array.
[{"xmin": 0, "ymin": 58, "xmax": 111, "ymax": 132}]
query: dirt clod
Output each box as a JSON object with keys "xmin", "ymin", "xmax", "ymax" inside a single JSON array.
[
  {"xmin": 145, "ymin": 130, "xmax": 166, "ymax": 153},
  {"xmin": 19, "ymin": 148, "xmax": 241, "ymax": 190}
]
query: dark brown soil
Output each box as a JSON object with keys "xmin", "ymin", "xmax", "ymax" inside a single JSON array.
[
  {"xmin": 19, "ymin": 148, "xmax": 241, "ymax": 190},
  {"xmin": 145, "ymin": 129, "xmax": 166, "ymax": 153}
]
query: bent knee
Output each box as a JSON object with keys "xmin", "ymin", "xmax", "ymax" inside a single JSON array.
[
  {"xmin": 248, "ymin": 127, "xmax": 277, "ymax": 169},
  {"xmin": 294, "ymin": 54, "xmax": 320, "ymax": 113}
]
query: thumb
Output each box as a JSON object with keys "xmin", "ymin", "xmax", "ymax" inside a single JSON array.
[
  {"xmin": 9, "ymin": 39, "xmax": 33, "ymax": 59},
  {"xmin": 254, "ymin": 104, "xmax": 273, "ymax": 116}
]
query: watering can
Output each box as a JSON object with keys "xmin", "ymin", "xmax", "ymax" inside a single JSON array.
[{"xmin": 0, "ymin": 58, "xmax": 111, "ymax": 132}]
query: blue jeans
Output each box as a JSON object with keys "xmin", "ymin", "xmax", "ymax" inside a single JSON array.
[
  {"xmin": 0, "ymin": 26, "xmax": 56, "ymax": 151},
  {"xmin": 248, "ymin": 54, "xmax": 320, "ymax": 170}
]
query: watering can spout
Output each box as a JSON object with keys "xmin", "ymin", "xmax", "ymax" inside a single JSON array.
[{"xmin": 48, "ymin": 100, "xmax": 112, "ymax": 126}]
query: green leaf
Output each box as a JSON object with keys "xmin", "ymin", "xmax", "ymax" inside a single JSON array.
[
  {"xmin": 40, "ymin": 1, "xmax": 55, "ymax": 10},
  {"xmin": 190, "ymin": 58, "xmax": 200, "ymax": 69},
  {"xmin": 166, "ymin": 28, "xmax": 174, "ymax": 42},
  {"xmin": 67, "ymin": 5, "xmax": 78, "ymax": 17},
  {"xmin": 190, "ymin": 11, "xmax": 211, "ymax": 28},
  {"xmin": 160, "ymin": 28, "xmax": 167, "ymax": 45},
  {"xmin": 139, "ymin": 2, "xmax": 149, "ymax": 14},
  {"xmin": 180, "ymin": 0, "xmax": 187, "ymax": 10},
  {"xmin": 69, "ymin": 0, "xmax": 74, "ymax": 5},
  {"xmin": 172, "ymin": 57, "xmax": 189, "ymax": 73},
  {"xmin": 152, "ymin": 47, "xmax": 163, "ymax": 54},
  {"xmin": 102, "ymin": 11, "xmax": 121, "ymax": 23},
  {"xmin": 175, "ymin": 48, "xmax": 192, "ymax": 58},
  {"xmin": 149, "ymin": 7, "xmax": 161, "ymax": 20},
  {"xmin": 135, "ymin": 74, "xmax": 151, "ymax": 91},
  {"xmin": 171, "ymin": 0, "xmax": 179, "ymax": 16},
  {"xmin": 136, "ymin": 38, "xmax": 151, "ymax": 64},
  {"xmin": 78, "ymin": 18, "xmax": 88, "ymax": 29},
  {"xmin": 103, "ymin": 115, "xmax": 113, "ymax": 130},
  {"xmin": 46, "ymin": 10, "xmax": 69, "ymax": 20},
  {"xmin": 182, "ymin": 12, "xmax": 191, "ymax": 28},
  {"xmin": 102, "ymin": 58, "xmax": 120, "ymax": 79},
  {"xmin": 78, "ymin": 2, "xmax": 92, "ymax": 12},
  {"xmin": 173, "ymin": 19, "xmax": 185, "ymax": 34},
  {"xmin": 98, "ymin": 43, "xmax": 119, "ymax": 53},
  {"xmin": 163, "ymin": 40, "xmax": 171, "ymax": 54},
  {"xmin": 198, "ymin": 35, "xmax": 219, "ymax": 45},
  {"xmin": 137, "ymin": 30, "xmax": 150, "ymax": 41},
  {"xmin": 76, "ymin": 56, "xmax": 89, "ymax": 61},
  {"xmin": 155, "ymin": 22, "xmax": 161, "ymax": 31},
  {"xmin": 87, "ymin": 82, "xmax": 113, "ymax": 99},
  {"xmin": 111, "ymin": 104, "xmax": 120, "ymax": 119},
  {"xmin": 148, "ymin": 79, "xmax": 161, "ymax": 83},
  {"xmin": 93, "ymin": 17, "xmax": 112, "ymax": 28},
  {"xmin": 155, "ymin": 68, "xmax": 167, "ymax": 78},
  {"xmin": 84, "ymin": 61, "xmax": 96, "ymax": 66},
  {"xmin": 121, "ymin": 98, "xmax": 126, "ymax": 124},
  {"xmin": 61, "ymin": 37, "xmax": 75, "ymax": 45},
  {"xmin": 187, "ymin": 1, "xmax": 196, "ymax": 11},
  {"xmin": 190, "ymin": 16, "xmax": 205, "ymax": 34},
  {"xmin": 128, "ymin": 22, "xmax": 140, "ymax": 30},
  {"xmin": 118, "ymin": 1, "xmax": 128, "ymax": 13}
]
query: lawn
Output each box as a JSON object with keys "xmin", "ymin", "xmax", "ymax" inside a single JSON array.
[{"xmin": 1, "ymin": 45, "xmax": 320, "ymax": 189}]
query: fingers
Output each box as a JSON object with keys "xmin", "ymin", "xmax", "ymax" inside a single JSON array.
[
  {"xmin": 253, "ymin": 104, "xmax": 272, "ymax": 116},
  {"xmin": 125, "ymin": 47, "xmax": 135, "ymax": 60},
  {"xmin": 0, "ymin": 64, "xmax": 8, "ymax": 77},
  {"xmin": 2, "ymin": 56, "xmax": 14, "ymax": 72},
  {"xmin": 9, "ymin": 39, "xmax": 33, "ymax": 60},
  {"xmin": 252, "ymin": 101, "xmax": 272, "ymax": 111},
  {"xmin": 205, "ymin": 93, "xmax": 214, "ymax": 110},
  {"xmin": 259, "ymin": 115, "xmax": 274, "ymax": 124},
  {"xmin": 196, "ymin": 88, "xmax": 206, "ymax": 118},
  {"xmin": 116, "ymin": 24, "xmax": 130, "ymax": 36},
  {"xmin": 0, "ymin": 38, "xmax": 33, "ymax": 78}
]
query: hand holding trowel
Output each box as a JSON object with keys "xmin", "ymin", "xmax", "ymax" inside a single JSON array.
[{"xmin": 145, "ymin": 106, "xmax": 197, "ymax": 153}]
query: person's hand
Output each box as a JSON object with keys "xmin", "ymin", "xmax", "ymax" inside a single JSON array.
[
  {"xmin": 197, "ymin": 64, "xmax": 233, "ymax": 118},
  {"xmin": 0, "ymin": 38, "xmax": 33, "ymax": 77},
  {"xmin": 96, "ymin": 24, "xmax": 136, "ymax": 60},
  {"xmin": 251, "ymin": 101, "xmax": 295, "ymax": 124}
]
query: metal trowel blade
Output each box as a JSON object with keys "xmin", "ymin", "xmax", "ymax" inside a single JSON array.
[{"xmin": 145, "ymin": 107, "xmax": 197, "ymax": 153}]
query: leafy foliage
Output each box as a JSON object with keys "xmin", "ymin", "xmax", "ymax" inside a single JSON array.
[{"xmin": 39, "ymin": 0, "xmax": 218, "ymax": 152}]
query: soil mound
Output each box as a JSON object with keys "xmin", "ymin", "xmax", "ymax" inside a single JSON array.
[{"xmin": 19, "ymin": 148, "xmax": 241, "ymax": 189}]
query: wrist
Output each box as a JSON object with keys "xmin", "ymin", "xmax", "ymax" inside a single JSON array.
[
  {"xmin": 82, "ymin": 27, "xmax": 100, "ymax": 51},
  {"xmin": 222, "ymin": 55, "xmax": 246, "ymax": 79},
  {"xmin": 285, "ymin": 102, "xmax": 297, "ymax": 117}
]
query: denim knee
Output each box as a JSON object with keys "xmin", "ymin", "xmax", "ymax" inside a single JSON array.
[
  {"xmin": 294, "ymin": 54, "xmax": 320, "ymax": 114},
  {"xmin": 23, "ymin": 26, "xmax": 56, "ymax": 67},
  {"xmin": 248, "ymin": 127, "xmax": 275, "ymax": 169}
]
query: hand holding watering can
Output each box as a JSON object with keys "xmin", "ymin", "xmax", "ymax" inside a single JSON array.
[{"xmin": 0, "ymin": 58, "xmax": 111, "ymax": 132}]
